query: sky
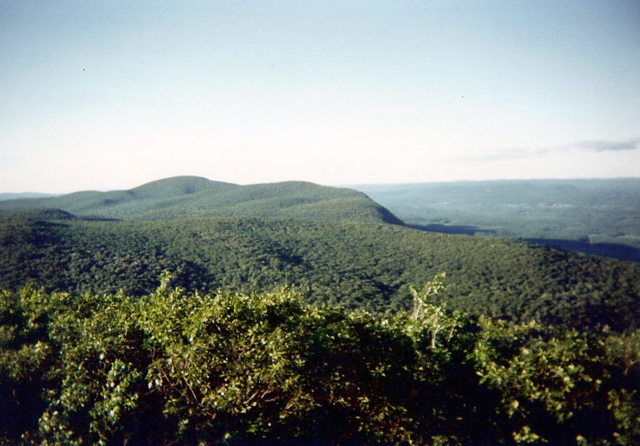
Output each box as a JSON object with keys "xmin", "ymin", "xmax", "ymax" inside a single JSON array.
[{"xmin": 1, "ymin": 0, "xmax": 639, "ymax": 193}]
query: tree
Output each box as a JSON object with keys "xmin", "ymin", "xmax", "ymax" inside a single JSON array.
[{"xmin": 474, "ymin": 319, "xmax": 616, "ymax": 444}]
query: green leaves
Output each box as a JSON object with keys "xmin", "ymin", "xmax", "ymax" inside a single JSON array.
[
  {"xmin": 1, "ymin": 277, "xmax": 639, "ymax": 445},
  {"xmin": 474, "ymin": 321, "xmax": 616, "ymax": 444},
  {"xmin": 139, "ymin": 286, "xmax": 315, "ymax": 441}
]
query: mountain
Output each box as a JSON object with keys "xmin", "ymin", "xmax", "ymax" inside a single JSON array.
[
  {"xmin": 0, "ymin": 176, "xmax": 404, "ymax": 225},
  {"xmin": 3, "ymin": 178, "xmax": 640, "ymax": 445},
  {"xmin": 2, "ymin": 176, "xmax": 640, "ymax": 332},
  {"xmin": 0, "ymin": 192, "xmax": 58, "ymax": 201}
]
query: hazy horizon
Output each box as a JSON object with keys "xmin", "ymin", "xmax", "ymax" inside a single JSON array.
[
  {"xmin": 3, "ymin": 175, "xmax": 640, "ymax": 197},
  {"xmin": 2, "ymin": 1, "xmax": 639, "ymax": 194}
]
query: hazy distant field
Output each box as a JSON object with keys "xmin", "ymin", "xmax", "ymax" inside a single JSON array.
[{"xmin": 354, "ymin": 179, "xmax": 640, "ymax": 262}]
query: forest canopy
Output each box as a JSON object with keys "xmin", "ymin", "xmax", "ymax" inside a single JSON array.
[
  {"xmin": 1, "ymin": 278, "xmax": 639, "ymax": 445},
  {"xmin": 1, "ymin": 214, "xmax": 639, "ymax": 333}
]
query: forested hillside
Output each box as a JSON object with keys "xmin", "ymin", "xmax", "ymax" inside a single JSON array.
[
  {"xmin": 2, "ymin": 177, "xmax": 640, "ymax": 445},
  {"xmin": 0, "ymin": 176, "xmax": 403, "ymax": 224},
  {"xmin": 2, "ymin": 213, "xmax": 639, "ymax": 332},
  {"xmin": 354, "ymin": 179, "xmax": 640, "ymax": 262}
]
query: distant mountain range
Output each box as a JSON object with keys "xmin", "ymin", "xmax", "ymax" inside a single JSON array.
[
  {"xmin": 0, "ymin": 176, "xmax": 403, "ymax": 225},
  {"xmin": 3, "ymin": 176, "xmax": 640, "ymax": 262},
  {"xmin": 0, "ymin": 192, "xmax": 58, "ymax": 201}
]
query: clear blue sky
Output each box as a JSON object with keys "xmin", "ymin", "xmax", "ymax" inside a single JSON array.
[{"xmin": 1, "ymin": 0, "xmax": 639, "ymax": 193}]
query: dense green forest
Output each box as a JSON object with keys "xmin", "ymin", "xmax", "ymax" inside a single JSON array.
[
  {"xmin": 1, "ymin": 278, "xmax": 639, "ymax": 445},
  {"xmin": 2, "ymin": 176, "xmax": 640, "ymax": 444},
  {"xmin": 1, "ymin": 213, "xmax": 639, "ymax": 333},
  {"xmin": 0, "ymin": 176, "xmax": 402, "ymax": 225},
  {"xmin": 354, "ymin": 179, "xmax": 640, "ymax": 262}
]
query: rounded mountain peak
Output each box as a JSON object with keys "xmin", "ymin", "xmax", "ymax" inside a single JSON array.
[{"xmin": 130, "ymin": 176, "xmax": 237, "ymax": 199}]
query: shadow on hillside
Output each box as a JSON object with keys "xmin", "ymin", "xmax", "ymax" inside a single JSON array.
[
  {"xmin": 409, "ymin": 224, "xmax": 497, "ymax": 236},
  {"xmin": 410, "ymin": 223, "xmax": 640, "ymax": 263},
  {"xmin": 524, "ymin": 238, "xmax": 640, "ymax": 263}
]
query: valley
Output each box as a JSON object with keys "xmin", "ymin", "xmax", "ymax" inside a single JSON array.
[{"xmin": 354, "ymin": 178, "xmax": 640, "ymax": 262}]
